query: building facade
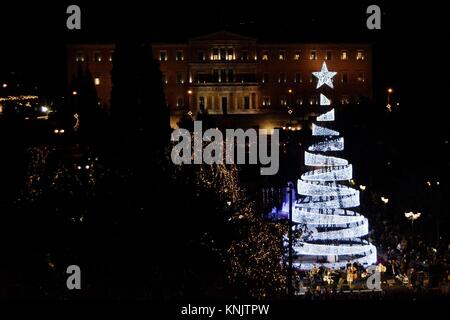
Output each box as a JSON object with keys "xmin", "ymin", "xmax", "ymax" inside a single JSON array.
[{"xmin": 68, "ymin": 31, "xmax": 372, "ymax": 129}]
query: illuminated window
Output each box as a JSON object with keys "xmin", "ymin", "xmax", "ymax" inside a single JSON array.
[
  {"xmin": 94, "ymin": 77, "xmax": 100, "ymax": 86},
  {"xmin": 176, "ymin": 50, "xmax": 184, "ymax": 61},
  {"xmin": 75, "ymin": 51, "xmax": 85, "ymax": 62},
  {"xmin": 325, "ymin": 51, "xmax": 332, "ymax": 60},
  {"xmin": 198, "ymin": 51, "xmax": 206, "ymax": 61},
  {"xmin": 278, "ymin": 73, "xmax": 286, "ymax": 83},
  {"xmin": 356, "ymin": 50, "xmax": 365, "ymax": 60},
  {"xmin": 159, "ymin": 50, "xmax": 168, "ymax": 61},
  {"xmin": 241, "ymin": 51, "xmax": 249, "ymax": 61},
  {"xmin": 244, "ymin": 96, "xmax": 250, "ymax": 109},
  {"xmin": 357, "ymin": 72, "xmax": 365, "ymax": 82},
  {"xmin": 262, "ymin": 51, "xmax": 269, "ymax": 60},
  {"xmin": 310, "ymin": 95, "xmax": 318, "ymax": 105},
  {"xmin": 341, "ymin": 72, "xmax": 348, "ymax": 84},
  {"xmin": 176, "ymin": 73, "xmax": 184, "ymax": 84},
  {"xmin": 296, "ymin": 98, "xmax": 303, "ymax": 106},
  {"xmin": 278, "ymin": 51, "xmax": 286, "ymax": 60},
  {"xmin": 262, "ymin": 97, "xmax": 271, "ymax": 106},
  {"xmin": 341, "ymin": 51, "xmax": 348, "ymax": 60},
  {"xmin": 93, "ymin": 51, "xmax": 102, "ymax": 62},
  {"xmin": 262, "ymin": 73, "xmax": 269, "ymax": 83},
  {"xmin": 162, "ymin": 74, "xmax": 167, "ymax": 84},
  {"xmin": 227, "ymin": 48, "xmax": 234, "ymax": 60},
  {"xmin": 212, "ymin": 48, "xmax": 220, "ymax": 60},
  {"xmin": 294, "ymin": 73, "xmax": 302, "ymax": 83},
  {"xmin": 293, "ymin": 51, "xmax": 301, "ymax": 60},
  {"xmin": 109, "ymin": 50, "xmax": 114, "ymax": 62},
  {"xmin": 310, "ymin": 50, "xmax": 317, "ymax": 60},
  {"xmin": 176, "ymin": 97, "xmax": 184, "ymax": 107},
  {"xmin": 280, "ymin": 97, "xmax": 287, "ymax": 106}
]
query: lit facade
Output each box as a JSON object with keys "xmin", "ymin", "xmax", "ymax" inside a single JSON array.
[{"xmin": 67, "ymin": 31, "xmax": 372, "ymax": 128}]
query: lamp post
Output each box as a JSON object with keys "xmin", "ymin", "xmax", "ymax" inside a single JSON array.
[
  {"xmin": 386, "ymin": 88, "xmax": 393, "ymax": 111},
  {"xmin": 404, "ymin": 211, "xmax": 421, "ymax": 247},
  {"xmin": 287, "ymin": 181, "xmax": 294, "ymax": 297}
]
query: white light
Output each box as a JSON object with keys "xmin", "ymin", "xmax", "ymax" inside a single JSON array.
[
  {"xmin": 312, "ymin": 123, "xmax": 340, "ymax": 136},
  {"xmin": 77, "ymin": 166, "xmax": 82, "ymax": 170},
  {"xmin": 41, "ymin": 106, "xmax": 49, "ymax": 113},
  {"xmin": 301, "ymin": 164, "xmax": 352, "ymax": 181},
  {"xmin": 308, "ymin": 137, "xmax": 344, "ymax": 152},
  {"xmin": 85, "ymin": 165, "xmax": 90, "ymax": 170},
  {"xmin": 320, "ymin": 94, "xmax": 331, "ymax": 105},
  {"xmin": 381, "ymin": 197, "xmax": 389, "ymax": 204},
  {"xmin": 360, "ymin": 185, "xmax": 366, "ymax": 191},
  {"xmin": 298, "ymin": 180, "xmax": 358, "ymax": 197},
  {"xmin": 312, "ymin": 62, "xmax": 337, "ymax": 89},
  {"xmin": 304, "ymin": 151, "xmax": 348, "ymax": 166}
]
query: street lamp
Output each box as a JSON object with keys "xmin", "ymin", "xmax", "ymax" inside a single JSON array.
[
  {"xmin": 405, "ymin": 211, "xmax": 421, "ymax": 246},
  {"xmin": 386, "ymin": 88, "xmax": 393, "ymax": 111}
]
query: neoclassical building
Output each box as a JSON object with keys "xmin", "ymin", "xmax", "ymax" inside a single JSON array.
[{"xmin": 67, "ymin": 31, "xmax": 372, "ymax": 129}]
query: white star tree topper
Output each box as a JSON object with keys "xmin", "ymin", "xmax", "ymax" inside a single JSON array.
[{"xmin": 313, "ymin": 62, "xmax": 337, "ymax": 89}]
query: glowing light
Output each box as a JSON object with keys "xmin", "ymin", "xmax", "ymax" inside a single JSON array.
[
  {"xmin": 312, "ymin": 62, "xmax": 337, "ymax": 89},
  {"xmin": 301, "ymin": 165, "xmax": 352, "ymax": 181},
  {"xmin": 40, "ymin": 106, "xmax": 49, "ymax": 113},
  {"xmin": 2, "ymin": 83, "xmax": 7, "ymax": 88},
  {"xmin": 359, "ymin": 185, "xmax": 366, "ymax": 191},
  {"xmin": 298, "ymin": 180, "xmax": 358, "ymax": 197},
  {"xmin": 317, "ymin": 109, "xmax": 335, "ymax": 122},
  {"xmin": 72, "ymin": 91, "xmax": 78, "ymax": 96},
  {"xmin": 304, "ymin": 151, "xmax": 348, "ymax": 166},
  {"xmin": 388, "ymin": 88, "xmax": 393, "ymax": 93},
  {"xmin": 308, "ymin": 137, "xmax": 344, "ymax": 152},
  {"xmin": 312, "ymin": 123, "xmax": 339, "ymax": 136},
  {"xmin": 187, "ymin": 90, "xmax": 193, "ymax": 95},
  {"xmin": 405, "ymin": 211, "xmax": 421, "ymax": 220},
  {"xmin": 320, "ymin": 94, "xmax": 331, "ymax": 105},
  {"xmin": 381, "ymin": 197, "xmax": 389, "ymax": 204}
]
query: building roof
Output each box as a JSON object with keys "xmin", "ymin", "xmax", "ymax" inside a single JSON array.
[{"xmin": 189, "ymin": 31, "xmax": 255, "ymax": 42}]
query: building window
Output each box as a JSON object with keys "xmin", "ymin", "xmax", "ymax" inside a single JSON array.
[
  {"xmin": 341, "ymin": 72, "xmax": 348, "ymax": 84},
  {"xmin": 93, "ymin": 51, "xmax": 102, "ymax": 62},
  {"xmin": 310, "ymin": 73, "xmax": 315, "ymax": 83},
  {"xmin": 176, "ymin": 50, "xmax": 184, "ymax": 61},
  {"xmin": 199, "ymin": 96, "xmax": 206, "ymax": 109},
  {"xmin": 262, "ymin": 51, "xmax": 269, "ymax": 60},
  {"xmin": 262, "ymin": 97, "xmax": 271, "ymax": 107},
  {"xmin": 293, "ymin": 51, "xmax": 301, "ymax": 60},
  {"xmin": 278, "ymin": 73, "xmax": 286, "ymax": 83},
  {"xmin": 341, "ymin": 95, "xmax": 350, "ymax": 104},
  {"xmin": 162, "ymin": 73, "xmax": 167, "ymax": 84},
  {"xmin": 325, "ymin": 51, "xmax": 332, "ymax": 60},
  {"xmin": 356, "ymin": 50, "xmax": 365, "ymax": 60},
  {"xmin": 241, "ymin": 51, "xmax": 249, "ymax": 61},
  {"xmin": 109, "ymin": 51, "xmax": 114, "ymax": 62},
  {"xmin": 220, "ymin": 48, "xmax": 227, "ymax": 60},
  {"xmin": 278, "ymin": 51, "xmax": 286, "ymax": 60},
  {"xmin": 244, "ymin": 96, "xmax": 250, "ymax": 109},
  {"xmin": 310, "ymin": 96, "xmax": 318, "ymax": 105},
  {"xmin": 310, "ymin": 50, "xmax": 317, "ymax": 60},
  {"xmin": 177, "ymin": 97, "xmax": 184, "ymax": 107},
  {"xmin": 294, "ymin": 73, "xmax": 302, "ymax": 83},
  {"xmin": 94, "ymin": 77, "xmax": 100, "ymax": 86},
  {"xmin": 159, "ymin": 50, "xmax": 168, "ymax": 61},
  {"xmin": 357, "ymin": 72, "xmax": 365, "ymax": 82},
  {"xmin": 227, "ymin": 48, "xmax": 234, "ymax": 60},
  {"xmin": 212, "ymin": 48, "xmax": 220, "ymax": 60},
  {"xmin": 176, "ymin": 73, "xmax": 184, "ymax": 84},
  {"xmin": 198, "ymin": 51, "xmax": 206, "ymax": 61},
  {"xmin": 296, "ymin": 98, "xmax": 303, "ymax": 106},
  {"xmin": 75, "ymin": 51, "xmax": 85, "ymax": 62},
  {"xmin": 262, "ymin": 73, "xmax": 269, "ymax": 84},
  {"xmin": 341, "ymin": 51, "xmax": 348, "ymax": 60},
  {"xmin": 280, "ymin": 97, "xmax": 287, "ymax": 106}
]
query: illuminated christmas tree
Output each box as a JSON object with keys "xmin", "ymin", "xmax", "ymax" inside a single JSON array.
[{"xmin": 293, "ymin": 62, "xmax": 377, "ymax": 269}]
